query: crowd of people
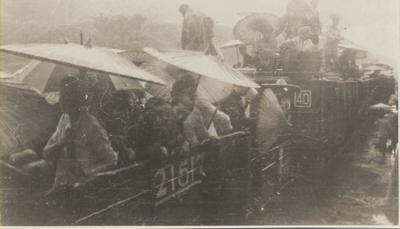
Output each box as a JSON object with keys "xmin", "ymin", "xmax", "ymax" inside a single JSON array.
[
  {"xmin": 231, "ymin": 0, "xmax": 361, "ymax": 81},
  {"xmin": 7, "ymin": 66, "xmax": 259, "ymax": 193}
]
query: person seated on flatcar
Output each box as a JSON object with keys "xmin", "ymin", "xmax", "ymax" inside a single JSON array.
[
  {"xmin": 88, "ymin": 76, "xmax": 114, "ymax": 128},
  {"xmin": 43, "ymin": 77, "xmax": 117, "ymax": 189},
  {"xmin": 170, "ymin": 74, "xmax": 217, "ymax": 147},
  {"xmin": 216, "ymin": 86, "xmax": 255, "ymax": 132},
  {"xmin": 104, "ymin": 90, "xmax": 140, "ymax": 166},
  {"xmin": 130, "ymin": 88, "xmax": 147, "ymax": 109},
  {"xmin": 130, "ymin": 97, "xmax": 183, "ymax": 163},
  {"xmin": 196, "ymin": 98, "xmax": 233, "ymax": 136}
]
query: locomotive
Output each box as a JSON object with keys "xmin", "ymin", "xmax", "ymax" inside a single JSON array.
[{"xmin": 224, "ymin": 12, "xmax": 396, "ymax": 219}]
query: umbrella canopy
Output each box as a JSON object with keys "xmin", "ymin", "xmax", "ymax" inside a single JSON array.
[
  {"xmin": 256, "ymin": 88, "xmax": 289, "ymax": 154},
  {"xmin": 142, "ymin": 60, "xmax": 234, "ymax": 103},
  {"xmin": 1, "ymin": 43, "xmax": 166, "ymax": 85},
  {"xmin": 219, "ymin": 40, "xmax": 245, "ymax": 49},
  {"xmin": 11, "ymin": 60, "xmax": 143, "ymax": 93},
  {"xmin": 144, "ymin": 47, "xmax": 259, "ymax": 89},
  {"xmin": 1, "ymin": 82, "xmax": 59, "ymax": 156},
  {"xmin": 234, "ymin": 13, "xmax": 281, "ymax": 45}
]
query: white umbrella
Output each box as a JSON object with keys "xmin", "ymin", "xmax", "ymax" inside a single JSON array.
[
  {"xmin": 142, "ymin": 60, "xmax": 234, "ymax": 103},
  {"xmin": 144, "ymin": 47, "xmax": 259, "ymax": 89},
  {"xmin": 233, "ymin": 13, "xmax": 281, "ymax": 45},
  {"xmin": 256, "ymin": 88, "xmax": 289, "ymax": 154},
  {"xmin": 1, "ymin": 43, "xmax": 166, "ymax": 85},
  {"xmin": 11, "ymin": 60, "xmax": 144, "ymax": 93}
]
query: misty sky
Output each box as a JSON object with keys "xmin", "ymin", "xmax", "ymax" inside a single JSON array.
[{"xmin": 4, "ymin": 0, "xmax": 400, "ymax": 68}]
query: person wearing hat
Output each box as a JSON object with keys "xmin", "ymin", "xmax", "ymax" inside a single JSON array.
[{"xmin": 251, "ymin": 20, "xmax": 279, "ymax": 71}]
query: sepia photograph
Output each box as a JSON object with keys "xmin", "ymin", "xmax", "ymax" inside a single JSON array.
[{"xmin": 1, "ymin": 0, "xmax": 399, "ymax": 227}]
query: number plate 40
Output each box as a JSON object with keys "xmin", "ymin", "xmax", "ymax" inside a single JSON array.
[{"xmin": 294, "ymin": 90, "xmax": 312, "ymax": 108}]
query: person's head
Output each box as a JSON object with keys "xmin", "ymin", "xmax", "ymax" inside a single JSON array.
[
  {"xmin": 131, "ymin": 88, "xmax": 145, "ymax": 100},
  {"xmin": 179, "ymin": 4, "xmax": 189, "ymax": 16},
  {"xmin": 233, "ymin": 85, "xmax": 250, "ymax": 97},
  {"xmin": 145, "ymin": 97, "xmax": 173, "ymax": 128},
  {"xmin": 171, "ymin": 74, "xmax": 197, "ymax": 104},
  {"xmin": 113, "ymin": 90, "xmax": 137, "ymax": 112},
  {"xmin": 173, "ymin": 100, "xmax": 192, "ymax": 122},
  {"xmin": 59, "ymin": 77, "xmax": 88, "ymax": 116}
]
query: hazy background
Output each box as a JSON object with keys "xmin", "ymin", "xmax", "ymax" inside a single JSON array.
[{"xmin": 2, "ymin": 0, "xmax": 399, "ymax": 71}]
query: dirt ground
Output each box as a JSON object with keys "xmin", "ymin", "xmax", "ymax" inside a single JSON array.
[{"xmin": 251, "ymin": 128, "xmax": 398, "ymax": 226}]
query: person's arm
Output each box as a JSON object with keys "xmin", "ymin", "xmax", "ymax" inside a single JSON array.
[
  {"xmin": 43, "ymin": 140, "xmax": 69, "ymax": 160},
  {"xmin": 43, "ymin": 116, "xmax": 73, "ymax": 160},
  {"xmin": 181, "ymin": 20, "xmax": 188, "ymax": 49}
]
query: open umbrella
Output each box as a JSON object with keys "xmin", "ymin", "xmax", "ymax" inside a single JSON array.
[
  {"xmin": 11, "ymin": 60, "xmax": 144, "ymax": 93},
  {"xmin": 144, "ymin": 47, "xmax": 259, "ymax": 89},
  {"xmin": 1, "ymin": 43, "xmax": 166, "ymax": 85},
  {"xmin": 1, "ymin": 82, "xmax": 59, "ymax": 157},
  {"xmin": 233, "ymin": 13, "xmax": 281, "ymax": 45},
  {"xmin": 142, "ymin": 60, "xmax": 234, "ymax": 103}
]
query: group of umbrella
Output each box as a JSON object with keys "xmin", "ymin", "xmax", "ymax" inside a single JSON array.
[{"xmin": 0, "ymin": 42, "xmax": 289, "ymax": 173}]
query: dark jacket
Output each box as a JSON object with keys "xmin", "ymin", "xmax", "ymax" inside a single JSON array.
[{"xmin": 218, "ymin": 91, "xmax": 246, "ymax": 131}]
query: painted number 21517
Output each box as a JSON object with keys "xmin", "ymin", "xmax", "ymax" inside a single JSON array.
[{"xmin": 154, "ymin": 154, "xmax": 204, "ymax": 205}]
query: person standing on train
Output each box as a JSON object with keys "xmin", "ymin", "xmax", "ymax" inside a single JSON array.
[
  {"xmin": 277, "ymin": 0, "xmax": 321, "ymax": 44},
  {"xmin": 179, "ymin": 4, "xmax": 224, "ymax": 60},
  {"xmin": 280, "ymin": 26, "xmax": 320, "ymax": 81},
  {"xmin": 251, "ymin": 20, "xmax": 279, "ymax": 71},
  {"xmin": 324, "ymin": 14, "xmax": 343, "ymax": 72},
  {"xmin": 179, "ymin": 4, "xmax": 206, "ymax": 51}
]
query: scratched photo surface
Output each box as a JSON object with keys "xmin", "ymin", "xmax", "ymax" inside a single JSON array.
[{"xmin": 1, "ymin": 0, "xmax": 399, "ymax": 226}]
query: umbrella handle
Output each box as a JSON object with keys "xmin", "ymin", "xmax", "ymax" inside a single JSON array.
[
  {"xmin": 207, "ymin": 107, "xmax": 219, "ymax": 130},
  {"xmin": 192, "ymin": 75, "xmax": 202, "ymax": 101}
]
